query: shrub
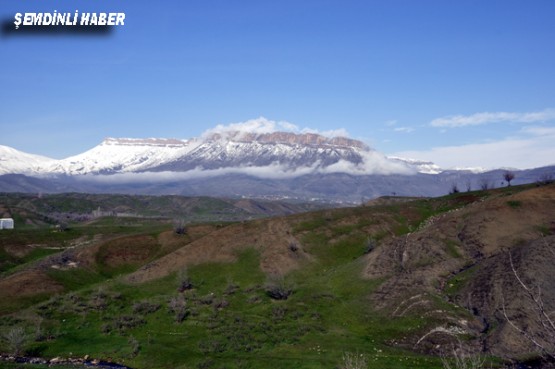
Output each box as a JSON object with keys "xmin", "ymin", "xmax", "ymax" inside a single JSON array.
[
  {"xmin": 128, "ymin": 335, "xmax": 140, "ymax": 357},
  {"xmin": 177, "ymin": 268, "xmax": 193, "ymax": 292},
  {"xmin": 174, "ymin": 219, "xmax": 187, "ymax": 235},
  {"xmin": 112, "ymin": 315, "xmax": 146, "ymax": 333},
  {"xmin": 449, "ymin": 183, "xmax": 460, "ymax": 194},
  {"xmin": 265, "ymin": 275, "xmax": 293, "ymax": 300},
  {"xmin": 341, "ymin": 352, "xmax": 368, "ymax": 369},
  {"xmin": 2, "ymin": 326, "xmax": 27, "ymax": 356},
  {"xmin": 440, "ymin": 344, "xmax": 485, "ymax": 369},
  {"xmin": 132, "ymin": 300, "xmax": 161, "ymax": 315},
  {"xmin": 364, "ymin": 238, "xmax": 377, "ymax": 254}
]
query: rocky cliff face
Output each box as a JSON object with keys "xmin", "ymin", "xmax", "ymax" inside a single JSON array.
[{"xmin": 206, "ymin": 131, "xmax": 369, "ymax": 150}]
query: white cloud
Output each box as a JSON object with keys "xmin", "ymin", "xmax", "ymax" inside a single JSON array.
[
  {"xmin": 321, "ymin": 151, "xmax": 414, "ymax": 175},
  {"xmin": 201, "ymin": 117, "xmax": 350, "ymax": 140},
  {"xmin": 78, "ymin": 162, "xmax": 319, "ymax": 183},
  {"xmin": 393, "ymin": 125, "xmax": 555, "ymax": 170},
  {"xmin": 393, "ymin": 127, "xmax": 415, "ymax": 133},
  {"xmin": 430, "ymin": 108, "xmax": 555, "ymax": 128},
  {"xmin": 300, "ymin": 127, "xmax": 350, "ymax": 138},
  {"xmin": 202, "ymin": 117, "xmax": 288, "ymax": 138}
]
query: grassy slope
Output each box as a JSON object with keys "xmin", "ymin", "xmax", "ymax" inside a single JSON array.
[{"xmin": 0, "ymin": 184, "xmax": 548, "ymax": 369}]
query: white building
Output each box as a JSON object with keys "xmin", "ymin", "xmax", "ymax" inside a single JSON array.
[{"xmin": 0, "ymin": 218, "xmax": 14, "ymax": 230}]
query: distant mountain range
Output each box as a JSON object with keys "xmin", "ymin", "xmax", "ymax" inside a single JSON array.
[{"xmin": 1, "ymin": 131, "xmax": 553, "ymax": 202}]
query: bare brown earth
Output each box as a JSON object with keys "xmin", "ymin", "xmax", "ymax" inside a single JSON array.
[
  {"xmin": 127, "ymin": 217, "xmax": 308, "ymax": 283},
  {"xmin": 0, "ymin": 270, "xmax": 63, "ymax": 298},
  {"xmin": 364, "ymin": 185, "xmax": 555, "ymax": 356}
]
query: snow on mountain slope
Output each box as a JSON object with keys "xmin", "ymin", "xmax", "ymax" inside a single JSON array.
[
  {"xmin": 387, "ymin": 156, "xmax": 443, "ymax": 174},
  {"xmin": 44, "ymin": 138, "xmax": 201, "ymax": 175},
  {"xmin": 0, "ymin": 132, "xmax": 434, "ymax": 178},
  {"xmin": 0, "ymin": 145, "xmax": 55, "ymax": 175},
  {"xmin": 148, "ymin": 132, "xmax": 375, "ymax": 173}
]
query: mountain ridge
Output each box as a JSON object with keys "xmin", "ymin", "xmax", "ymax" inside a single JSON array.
[
  {"xmin": 0, "ymin": 131, "xmax": 409, "ymax": 176},
  {"xmin": 2, "ymin": 130, "xmax": 554, "ymax": 202}
]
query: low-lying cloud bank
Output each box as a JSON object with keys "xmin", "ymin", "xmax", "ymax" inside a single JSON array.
[{"xmin": 74, "ymin": 151, "xmax": 415, "ymax": 184}]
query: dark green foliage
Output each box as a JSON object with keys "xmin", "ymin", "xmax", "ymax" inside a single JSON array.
[{"xmin": 507, "ymin": 200, "xmax": 522, "ymax": 208}]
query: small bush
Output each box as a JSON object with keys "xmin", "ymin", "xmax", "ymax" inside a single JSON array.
[
  {"xmin": 128, "ymin": 335, "xmax": 140, "ymax": 357},
  {"xmin": 112, "ymin": 315, "xmax": 146, "ymax": 333},
  {"xmin": 224, "ymin": 282, "xmax": 240, "ymax": 295},
  {"xmin": 132, "ymin": 300, "xmax": 161, "ymax": 315},
  {"xmin": 2, "ymin": 326, "xmax": 27, "ymax": 356},
  {"xmin": 271, "ymin": 306, "xmax": 287, "ymax": 321},
  {"xmin": 101, "ymin": 323, "xmax": 112, "ymax": 334},
  {"xmin": 199, "ymin": 294, "xmax": 214, "ymax": 305},
  {"xmin": 174, "ymin": 219, "xmax": 187, "ymax": 235},
  {"xmin": 213, "ymin": 298, "xmax": 229, "ymax": 310},
  {"xmin": 341, "ymin": 352, "xmax": 368, "ymax": 369},
  {"xmin": 265, "ymin": 276, "xmax": 293, "ymax": 300},
  {"xmin": 364, "ymin": 238, "xmax": 376, "ymax": 254},
  {"xmin": 177, "ymin": 268, "xmax": 193, "ymax": 292}
]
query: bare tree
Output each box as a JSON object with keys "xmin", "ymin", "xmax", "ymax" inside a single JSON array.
[
  {"xmin": 479, "ymin": 178, "xmax": 492, "ymax": 191},
  {"xmin": 450, "ymin": 183, "xmax": 460, "ymax": 195},
  {"xmin": 503, "ymin": 171, "xmax": 515, "ymax": 187},
  {"xmin": 465, "ymin": 180, "xmax": 472, "ymax": 192},
  {"xmin": 502, "ymin": 240, "xmax": 555, "ymax": 359}
]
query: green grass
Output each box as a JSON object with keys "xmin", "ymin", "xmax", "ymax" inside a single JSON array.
[
  {"xmin": 445, "ymin": 265, "xmax": 478, "ymax": 297},
  {"xmin": 0, "ymin": 242, "xmax": 448, "ymax": 369},
  {"xmin": 445, "ymin": 240, "xmax": 463, "ymax": 259},
  {"xmin": 47, "ymin": 268, "xmax": 106, "ymax": 291},
  {"xmin": 507, "ymin": 200, "xmax": 522, "ymax": 208}
]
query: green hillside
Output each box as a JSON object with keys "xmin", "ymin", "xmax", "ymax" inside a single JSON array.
[{"xmin": 0, "ymin": 183, "xmax": 554, "ymax": 369}]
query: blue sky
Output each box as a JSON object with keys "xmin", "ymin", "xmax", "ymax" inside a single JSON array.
[{"xmin": 1, "ymin": 0, "xmax": 554, "ymax": 169}]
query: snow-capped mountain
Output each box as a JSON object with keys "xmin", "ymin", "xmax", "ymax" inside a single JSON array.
[
  {"xmin": 1, "ymin": 131, "xmax": 553, "ymax": 202},
  {"xmin": 1, "ymin": 132, "xmax": 424, "ymax": 177},
  {"xmin": 45, "ymin": 138, "xmax": 197, "ymax": 175},
  {"xmin": 0, "ymin": 145, "xmax": 55, "ymax": 175}
]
